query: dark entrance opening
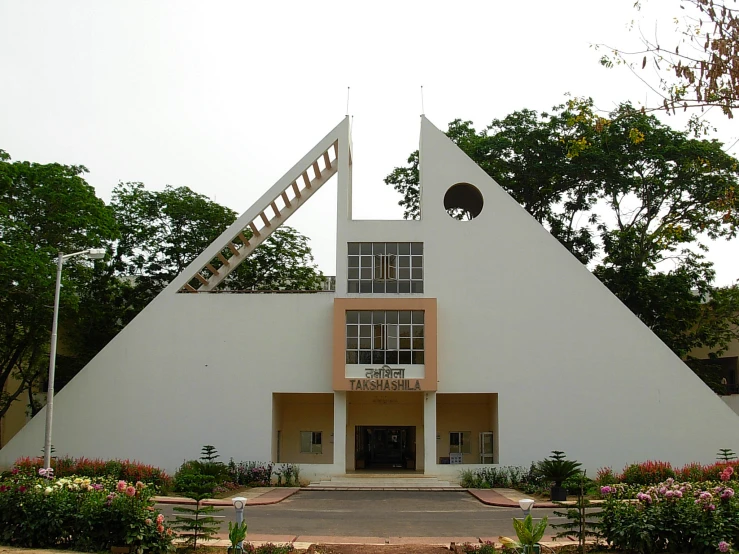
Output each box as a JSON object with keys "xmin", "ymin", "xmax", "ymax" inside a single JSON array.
[{"xmin": 355, "ymin": 426, "xmax": 416, "ymax": 470}]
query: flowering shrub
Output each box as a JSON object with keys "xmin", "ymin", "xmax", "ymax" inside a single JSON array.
[
  {"xmin": 0, "ymin": 470, "xmax": 173, "ymax": 553},
  {"xmin": 600, "ymin": 477, "xmax": 739, "ymax": 554},
  {"xmin": 242, "ymin": 543, "xmax": 295, "ymax": 554},
  {"xmin": 621, "ymin": 460, "xmax": 677, "ymax": 485},
  {"xmin": 13, "ymin": 456, "xmax": 171, "ymax": 491},
  {"xmin": 227, "ymin": 460, "xmax": 274, "ymax": 487}
]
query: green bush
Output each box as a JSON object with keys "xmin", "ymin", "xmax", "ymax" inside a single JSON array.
[
  {"xmin": 600, "ymin": 479, "xmax": 739, "ymax": 554},
  {"xmin": 621, "ymin": 460, "xmax": 676, "ymax": 485},
  {"xmin": 243, "ymin": 543, "xmax": 295, "ymax": 553},
  {"xmin": 0, "ymin": 474, "xmax": 173, "ymax": 552},
  {"xmin": 174, "ymin": 460, "xmax": 228, "ymax": 493}
]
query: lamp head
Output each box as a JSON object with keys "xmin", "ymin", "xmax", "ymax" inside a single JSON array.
[
  {"xmin": 232, "ymin": 496, "xmax": 246, "ymax": 510},
  {"xmin": 86, "ymin": 248, "xmax": 106, "ymax": 260},
  {"xmin": 519, "ymin": 498, "xmax": 535, "ymax": 512}
]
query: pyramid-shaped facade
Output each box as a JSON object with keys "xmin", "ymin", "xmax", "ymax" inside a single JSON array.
[{"xmin": 2, "ymin": 115, "xmax": 738, "ymax": 478}]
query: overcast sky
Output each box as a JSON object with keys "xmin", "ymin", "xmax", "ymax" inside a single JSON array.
[{"xmin": 1, "ymin": 1, "xmax": 737, "ymax": 284}]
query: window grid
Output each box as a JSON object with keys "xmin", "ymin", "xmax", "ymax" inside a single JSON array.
[
  {"xmin": 347, "ymin": 242, "xmax": 423, "ymax": 293},
  {"xmin": 346, "ymin": 310, "xmax": 424, "ymax": 365}
]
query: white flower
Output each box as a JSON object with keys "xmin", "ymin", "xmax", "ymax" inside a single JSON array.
[
  {"xmin": 44, "ymin": 487, "xmax": 52, "ymax": 495},
  {"xmin": 35, "ymin": 484, "xmax": 42, "ymax": 490}
]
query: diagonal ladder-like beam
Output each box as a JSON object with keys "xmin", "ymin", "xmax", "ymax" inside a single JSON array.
[{"xmin": 166, "ymin": 117, "xmax": 349, "ymax": 294}]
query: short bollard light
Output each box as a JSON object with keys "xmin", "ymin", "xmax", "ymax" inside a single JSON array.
[
  {"xmin": 230, "ymin": 497, "xmax": 248, "ymax": 551},
  {"xmin": 519, "ymin": 498, "xmax": 535, "ymax": 518}
]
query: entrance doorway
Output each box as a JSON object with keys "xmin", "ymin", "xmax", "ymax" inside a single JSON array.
[{"xmin": 355, "ymin": 426, "xmax": 416, "ymax": 470}]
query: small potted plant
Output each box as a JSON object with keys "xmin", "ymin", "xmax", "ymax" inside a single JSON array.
[
  {"xmin": 228, "ymin": 520, "xmax": 248, "ymax": 553},
  {"xmin": 500, "ymin": 514, "xmax": 549, "ymax": 554},
  {"xmin": 535, "ymin": 450, "xmax": 582, "ymax": 502}
]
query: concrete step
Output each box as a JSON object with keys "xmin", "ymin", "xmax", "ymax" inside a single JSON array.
[{"xmin": 305, "ymin": 475, "xmax": 462, "ymax": 490}]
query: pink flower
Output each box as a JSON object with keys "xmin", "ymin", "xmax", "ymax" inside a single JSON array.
[
  {"xmin": 125, "ymin": 486, "xmax": 136, "ymax": 497},
  {"xmin": 722, "ymin": 488, "xmax": 735, "ymax": 500},
  {"xmin": 156, "ymin": 514, "xmax": 164, "ymax": 524},
  {"xmin": 11, "ymin": 468, "xmax": 19, "ymax": 475},
  {"xmin": 117, "ymin": 480, "xmax": 127, "ymax": 492},
  {"xmin": 709, "ymin": 504, "xmax": 717, "ymax": 511},
  {"xmin": 727, "ymin": 467, "xmax": 735, "ymax": 476},
  {"xmin": 719, "ymin": 541, "xmax": 731, "ymax": 553},
  {"xmin": 135, "ymin": 481, "xmax": 145, "ymax": 490},
  {"xmin": 157, "ymin": 524, "xmax": 165, "ymax": 533},
  {"xmin": 721, "ymin": 472, "xmax": 731, "ymax": 481},
  {"xmin": 600, "ymin": 486, "xmax": 612, "ymax": 495}
]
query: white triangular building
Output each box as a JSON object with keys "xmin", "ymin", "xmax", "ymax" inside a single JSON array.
[{"xmin": 2, "ymin": 116, "xmax": 738, "ymax": 478}]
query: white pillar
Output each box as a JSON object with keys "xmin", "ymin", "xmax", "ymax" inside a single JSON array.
[
  {"xmin": 423, "ymin": 391, "xmax": 437, "ymax": 473},
  {"xmin": 333, "ymin": 391, "xmax": 347, "ymax": 474}
]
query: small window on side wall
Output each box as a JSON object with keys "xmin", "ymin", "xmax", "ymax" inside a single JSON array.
[
  {"xmin": 300, "ymin": 431, "xmax": 322, "ymax": 454},
  {"xmin": 449, "ymin": 431, "xmax": 472, "ymax": 454}
]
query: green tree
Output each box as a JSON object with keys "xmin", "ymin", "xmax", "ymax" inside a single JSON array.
[
  {"xmin": 110, "ymin": 182, "xmax": 323, "ymax": 305},
  {"xmin": 0, "ymin": 150, "xmax": 117, "ymax": 422},
  {"xmin": 597, "ymin": 0, "xmax": 739, "ymax": 118},
  {"xmin": 385, "ymin": 99, "xmax": 739, "ymax": 387}
]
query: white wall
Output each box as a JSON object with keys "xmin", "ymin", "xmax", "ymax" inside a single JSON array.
[{"xmin": 0, "ymin": 293, "xmax": 334, "ymax": 474}]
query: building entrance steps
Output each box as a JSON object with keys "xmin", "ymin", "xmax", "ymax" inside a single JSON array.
[{"xmin": 304, "ymin": 474, "xmax": 463, "ymax": 490}]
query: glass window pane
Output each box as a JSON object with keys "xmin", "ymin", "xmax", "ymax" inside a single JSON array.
[
  {"xmin": 385, "ymin": 350, "xmax": 398, "ymax": 364},
  {"xmin": 386, "ymin": 243, "xmax": 397, "ymax": 254},
  {"xmin": 411, "ymin": 242, "xmax": 423, "ymax": 255},
  {"xmin": 412, "ymin": 338, "xmax": 423, "ymax": 350},
  {"xmin": 360, "ymin": 281, "xmax": 372, "ymax": 293},
  {"xmin": 399, "ymin": 337, "xmax": 411, "ymax": 350},
  {"xmin": 386, "ymin": 281, "xmax": 398, "ymax": 293},
  {"xmin": 411, "ymin": 281, "xmax": 423, "ymax": 293},
  {"xmin": 348, "ymin": 243, "xmax": 360, "ymax": 255},
  {"xmin": 360, "ymin": 255, "xmax": 373, "ymax": 268},
  {"xmin": 359, "ymin": 312, "xmax": 372, "ymax": 324},
  {"xmin": 348, "ymin": 281, "xmax": 359, "ymax": 293},
  {"xmin": 359, "ymin": 337, "xmax": 371, "ymax": 349},
  {"xmin": 300, "ymin": 431, "xmax": 311, "ymax": 453},
  {"xmin": 450, "ymin": 432, "xmax": 460, "ymax": 446},
  {"xmin": 398, "ymin": 243, "xmax": 410, "ymax": 255},
  {"xmin": 399, "ymin": 351, "xmax": 412, "ymax": 364},
  {"xmin": 412, "ymin": 325, "xmax": 424, "ymax": 338},
  {"xmin": 373, "ymin": 325, "xmax": 383, "ymax": 349},
  {"xmin": 359, "ymin": 351, "xmax": 371, "ymax": 364},
  {"xmin": 348, "ymin": 255, "xmax": 359, "ymax": 267},
  {"xmin": 411, "ymin": 268, "xmax": 423, "ymax": 280},
  {"xmin": 360, "ymin": 243, "xmax": 372, "ymax": 254},
  {"xmin": 372, "ymin": 281, "xmax": 385, "ymax": 293},
  {"xmin": 372, "ymin": 242, "xmax": 385, "ymax": 254},
  {"xmin": 359, "ymin": 324, "xmax": 371, "ymax": 336},
  {"xmin": 412, "ymin": 311, "xmax": 424, "ymax": 324},
  {"xmin": 399, "ymin": 324, "xmax": 411, "ymax": 337},
  {"xmin": 347, "ymin": 337, "xmax": 358, "ymax": 349},
  {"xmin": 372, "ymin": 351, "xmax": 384, "ymax": 364},
  {"xmin": 360, "ymin": 268, "xmax": 372, "ymax": 280},
  {"xmin": 385, "ymin": 311, "xmax": 398, "ymax": 324},
  {"xmin": 314, "ymin": 431, "xmax": 322, "ymax": 445},
  {"xmin": 412, "ymin": 350, "xmax": 424, "ymax": 364},
  {"xmin": 372, "ymin": 311, "xmax": 385, "ymax": 324},
  {"xmin": 398, "ymin": 268, "xmax": 410, "ymax": 280},
  {"xmin": 398, "ymin": 255, "xmax": 410, "ymax": 268},
  {"xmin": 346, "ymin": 311, "xmax": 359, "ymax": 324},
  {"xmin": 348, "ymin": 268, "xmax": 359, "ymax": 279},
  {"xmin": 346, "ymin": 350, "xmax": 358, "ymax": 364},
  {"xmin": 462, "ymin": 432, "xmax": 472, "ymax": 454},
  {"xmin": 399, "ymin": 311, "xmax": 412, "ymax": 324},
  {"xmin": 411, "ymin": 256, "xmax": 423, "ymax": 268}
]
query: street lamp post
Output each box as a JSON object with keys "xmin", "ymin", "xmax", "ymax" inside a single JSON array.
[{"xmin": 43, "ymin": 248, "xmax": 106, "ymax": 470}]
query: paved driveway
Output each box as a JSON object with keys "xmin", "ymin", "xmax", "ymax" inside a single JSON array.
[{"xmin": 157, "ymin": 490, "xmax": 566, "ymax": 539}]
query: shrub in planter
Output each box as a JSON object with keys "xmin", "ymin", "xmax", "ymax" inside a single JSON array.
[{"xmin": 535, "ymin": 451, "xmax": 581, "ymax": 501}]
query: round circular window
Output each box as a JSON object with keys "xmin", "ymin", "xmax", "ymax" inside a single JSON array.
[{"xmin": 443, "ymin": 183, "xmax": 483, "ymax": 220}]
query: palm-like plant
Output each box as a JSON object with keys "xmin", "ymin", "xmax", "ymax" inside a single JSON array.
[
  {"xmin": 536, "ymin": 450, "xmax": 581, "ymax": 487},
  {"xmin": 500, "ymin": 514, "xmax": 549, "ymax": 553}
]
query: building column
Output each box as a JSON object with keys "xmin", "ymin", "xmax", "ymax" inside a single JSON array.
[
  {"xmin": 333, "ymin": 391, "xmax": 347, "ymax": 474},
  {"xmin": 423, "ymin": 391, "xmax": 436, "ymax": 473}
]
